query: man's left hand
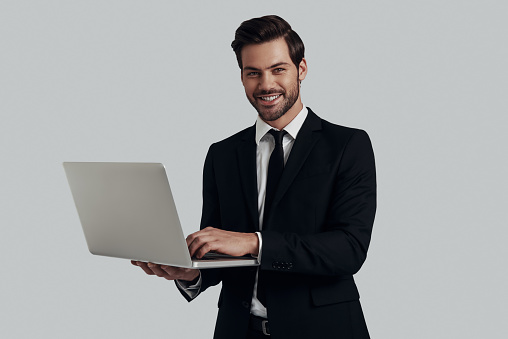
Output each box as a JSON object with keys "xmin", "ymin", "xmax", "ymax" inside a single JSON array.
[{"xmin": 187, "ymin": 227, "xmax": 259, "ymax": 258}]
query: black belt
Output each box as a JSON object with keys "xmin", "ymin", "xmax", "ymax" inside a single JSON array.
[{"xmin": 249, "ymin": 315, "xmax": 270, "ymax": 336}]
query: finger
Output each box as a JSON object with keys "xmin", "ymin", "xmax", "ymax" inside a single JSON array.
[
  {"xmin": 147, "ymin": 263, "xmax": 170, "ymax": 278},
  {"xmin": 160, "ymin": 265, "xmax": 186, "ymax": 280},
  {"xmin": 186, "ymin": 230, "xmax": 204, "ymax": 247},
  {"xmin": 188, "ymin": 235, "xmax": 216, "ymax": 258},
  {"xmin": 185, "ymin": 227, "xmax": 216, "ymax": 246},
  {"xmin": 161, "ymin": 265, "xmax": 200, "ymax": 282},
  {"xmin": 137, "ymin": 262, "xmax": 156, "ymax": 275},
  {"xmin": 187, "ymin": 234, "xmax": 206, "ymax": 257},
  {"xmin": 194, "ymin": 241, "xmax": 216, "ymax": 259}
]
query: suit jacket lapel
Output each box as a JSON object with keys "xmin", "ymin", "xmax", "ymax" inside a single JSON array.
[
  {"xmin": 236, "ymin": 126, "xmax": 260, "ymax": 231},
  {"xmin": 270, "ymin": 109, "xmax": 322, "ymax": 211}
]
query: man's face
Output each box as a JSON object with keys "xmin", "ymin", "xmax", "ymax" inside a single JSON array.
[{"xmin": 241, "ymin": 38, "xmax": 307, "ymax": 123}]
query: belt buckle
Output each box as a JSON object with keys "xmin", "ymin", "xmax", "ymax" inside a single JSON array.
[{"xmin": 261, "ymin": 320, "xmax": 270, "ymax": 336}]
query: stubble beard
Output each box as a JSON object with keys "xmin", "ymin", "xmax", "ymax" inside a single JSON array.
[{"xmin": 248, "ymin": 77, "xmax": 300, "ymax": 122}]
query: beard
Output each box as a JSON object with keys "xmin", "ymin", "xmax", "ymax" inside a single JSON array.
[{"xmin": 247, "ymin": 77, "xmax": 300, "ymax": 122}]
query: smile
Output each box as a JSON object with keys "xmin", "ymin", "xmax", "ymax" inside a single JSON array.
[{"xmin": 259, "ymin": 94, "xmax": 281, "ymax": 102}]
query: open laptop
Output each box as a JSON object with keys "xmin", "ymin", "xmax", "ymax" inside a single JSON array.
[{"xmin": 63, "ymin": 162, "xmax": 259, "ymax": 269}]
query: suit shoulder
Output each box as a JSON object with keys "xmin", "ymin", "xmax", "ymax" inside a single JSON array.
[
  {"xmin": 208, "ymin": 125, "xmax": 254, "ymax": 152},
  {"xmin": 307, "ymin": 108, "xmax": 369, "ymax": 139},
  {"xmin": 319, "ymin": 117, "xmax": 371, "ymax": 144},
  {"xmin": 315, "ymin": 116, "xmax": 375, "ymax": 165}
]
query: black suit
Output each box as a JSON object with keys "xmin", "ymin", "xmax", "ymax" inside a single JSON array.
[{"xmin": 179, "ymin": 108, "xmax": 376, "ymax": 339}]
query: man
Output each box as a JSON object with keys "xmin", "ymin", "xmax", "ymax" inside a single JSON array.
[{"xmin": 132, "ymin": 15, "xmax": 376, "ymax": 339}]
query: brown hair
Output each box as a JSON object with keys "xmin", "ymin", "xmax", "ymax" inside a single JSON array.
[{"xmin": 231, "ymin": 15, "xmax": 305, "ymax": 69}]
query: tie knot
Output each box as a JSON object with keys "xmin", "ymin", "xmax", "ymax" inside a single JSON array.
[{"xmin": 268, "ymin": 129, "xmax": 287, "ymax": 146}]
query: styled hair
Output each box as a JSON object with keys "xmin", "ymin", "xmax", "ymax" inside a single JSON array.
[{"xmin": 231, "ymin": 15, "xmax": 305, "ymax": 69}]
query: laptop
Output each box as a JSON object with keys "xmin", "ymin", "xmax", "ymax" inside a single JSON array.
[{"xmin": 63, "ymin": 162, "xmax": 259, "ymax": 269}]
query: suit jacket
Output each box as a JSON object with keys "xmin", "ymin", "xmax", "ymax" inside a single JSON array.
[{"xmin": 178, "ymin": 108, "xmax": 376, "ymax": 339}]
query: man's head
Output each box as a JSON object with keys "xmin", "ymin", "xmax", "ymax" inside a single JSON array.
[
  {"xmin": 231, "ymin": 15, "xmax": 305, "ymax": 71},
  {"xmin": 232, "ymin": 15, "xmax": 307, "ymax": 128}
]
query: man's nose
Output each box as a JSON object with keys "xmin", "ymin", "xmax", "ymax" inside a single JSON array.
[{"xmin": 258, "ymin": 73, "xmax": 275, "ymax": 91}]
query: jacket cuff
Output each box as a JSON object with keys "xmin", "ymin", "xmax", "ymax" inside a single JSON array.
[
  {"xmin": 252, "ymin": 231, "xmax": 263, "ymax": 264},
  {"xmin": 175, "ymin": 271, "xmax": 202, "ymax": 300}
]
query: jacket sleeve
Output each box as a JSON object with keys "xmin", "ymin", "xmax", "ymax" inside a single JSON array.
[
  {"xmin": 196, "ymin": 144, "xmax": 224, "ymax": 291},
  {"xmin": 175, "ymin": 144, "xmax": 223, "ymax": 301},
  {"xmin": 260, "ymin": 130, "xmax": 377, "ymax": 276}
]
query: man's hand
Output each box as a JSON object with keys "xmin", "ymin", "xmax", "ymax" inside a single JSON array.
[
  {"xmin": 131, "ymin": 227, "xmax": 258, "ymax": 280},
  {"xmin": 131, "ymin": 261, "xmax": 200, "ymax": 282},
  {"xmin": 187, "ymin": 227, "xmax": 259, "ymax": 259}
]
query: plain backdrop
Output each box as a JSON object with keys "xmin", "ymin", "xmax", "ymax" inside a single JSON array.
[{"xmin": 1, "ymin": 1, "xmax": 507, "ymax": 338}]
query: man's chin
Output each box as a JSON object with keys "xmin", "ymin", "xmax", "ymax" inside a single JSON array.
[
  {"xmin": 249, "ymin": 96, "xmax": 291, "ymax": 122},
  {"xmin": 257, "ymin": 108, "xmax": 285, "ymax": 122}
]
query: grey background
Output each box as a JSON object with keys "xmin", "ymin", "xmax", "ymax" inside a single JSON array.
[{"xmin": 1, "ymin": 0, "xmax": 507, "ymax": 338}]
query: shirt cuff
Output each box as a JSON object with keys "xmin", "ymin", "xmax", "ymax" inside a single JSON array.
[
  {"xmin": 175, "ymin": 271, "xmax": 202, "ymax": 299},
  {"xmin": 252, "ymin": 232, "xmax": 262, "ymax": 264}
]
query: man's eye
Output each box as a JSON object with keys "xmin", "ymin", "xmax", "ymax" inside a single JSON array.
[
  {"xmin": 247, "ymin": 72, "xmax": 259, "ymax": 76},
  {"xmin": 274, "ymin": 68, "xmax": 285, "ymax": 73}
]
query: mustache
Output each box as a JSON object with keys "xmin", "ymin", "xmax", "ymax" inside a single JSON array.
[{"xmin": 255, "ymin": 89, "xmax": 285, "ymax": 96}]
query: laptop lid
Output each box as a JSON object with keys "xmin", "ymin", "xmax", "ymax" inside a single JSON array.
[{"xmin": 63, "ymin": 162, "xmax": 258, "ymax": 268}]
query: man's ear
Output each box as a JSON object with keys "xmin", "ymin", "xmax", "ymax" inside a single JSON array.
[{"xmin": 298, "ymin": 58, "xmax": 308, "ymax": 81}]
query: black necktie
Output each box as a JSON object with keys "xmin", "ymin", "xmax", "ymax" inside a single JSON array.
[
  {"xmin": 263, "ymin": 129, "xmax": 287, "ymax": 224},
  {"xmin": 257, "ymin": 129, "xmax": 287, "ymax": 306}
]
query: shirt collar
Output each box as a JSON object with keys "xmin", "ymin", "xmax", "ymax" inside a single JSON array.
[{"xmin": 255, "ymin": 105, "xmax": 308, "ymax": 145}]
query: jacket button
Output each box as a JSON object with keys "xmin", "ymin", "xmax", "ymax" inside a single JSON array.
[{"xmin": 242, "ymin": 301, "xmax": 250, "ymax": 309}]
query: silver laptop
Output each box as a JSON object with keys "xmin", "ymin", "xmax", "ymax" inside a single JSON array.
[{"xmin": 63, "ymin": 162, "xmax": 259, "ymax": 269}]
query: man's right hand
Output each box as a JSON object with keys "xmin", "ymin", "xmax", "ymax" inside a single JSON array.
[{"xmin": 131, "ymin": 260, "xmax": 200, "ymax": 282}]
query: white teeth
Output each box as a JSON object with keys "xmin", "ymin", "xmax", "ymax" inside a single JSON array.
[{"xmin": 260, "ymin": 95, "xmax": 280, "ymax": 101}]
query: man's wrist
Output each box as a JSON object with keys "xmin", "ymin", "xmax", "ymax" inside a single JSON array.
[
  {"xmin": 185, "ymin": 270, "xmax": 200, "ymax": 284},
  {"xmin": 250, "ymin": 232, "xmax": 260, "ymax": 256},
  {"xmin": 248, "ymin": 232, "xmax": 262, "ymax": 263},
  {"xmin": 178, "ymin": 270, "xmax": 201, "ymax": 286}
]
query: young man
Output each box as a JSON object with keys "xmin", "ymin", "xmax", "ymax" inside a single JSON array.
[{"xmin": 133, "ymin": 15, "xmax": 376, "ymax": 339}]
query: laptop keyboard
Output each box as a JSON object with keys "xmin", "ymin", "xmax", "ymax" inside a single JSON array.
[{"xmin": 193, "ymin": 253, "xmax": 252, "ymax": 260}]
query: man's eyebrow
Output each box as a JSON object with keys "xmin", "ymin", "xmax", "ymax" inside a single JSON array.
[
  {"xmin": 242, "ymin": 62, "xmax": 291, "ymax": 72},
  {"xmin": 269, "ymin": 62, "xmax": 291, "ymax": 69}
]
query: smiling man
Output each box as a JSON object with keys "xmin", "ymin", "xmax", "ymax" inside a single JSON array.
[
  {"xmin": 241, "ymin": 38, "xmax": 306, "ymax": 128},
  {"xmin": 133, "ymin": 15, "xmax": 376, "ymax": 339}
]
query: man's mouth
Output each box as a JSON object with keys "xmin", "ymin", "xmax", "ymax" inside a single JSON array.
[
  {"xmin": 259, "ymin": 94, "xmax": 280, "ymax": 102},
  {"xmin": 257, "ymin": 94, "xmax": 282, "ymax": 105}
]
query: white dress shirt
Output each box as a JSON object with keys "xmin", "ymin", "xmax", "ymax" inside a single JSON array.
[{"xmin": 178, "ymin": 106, "xmax": 309, "ymax": 319}]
